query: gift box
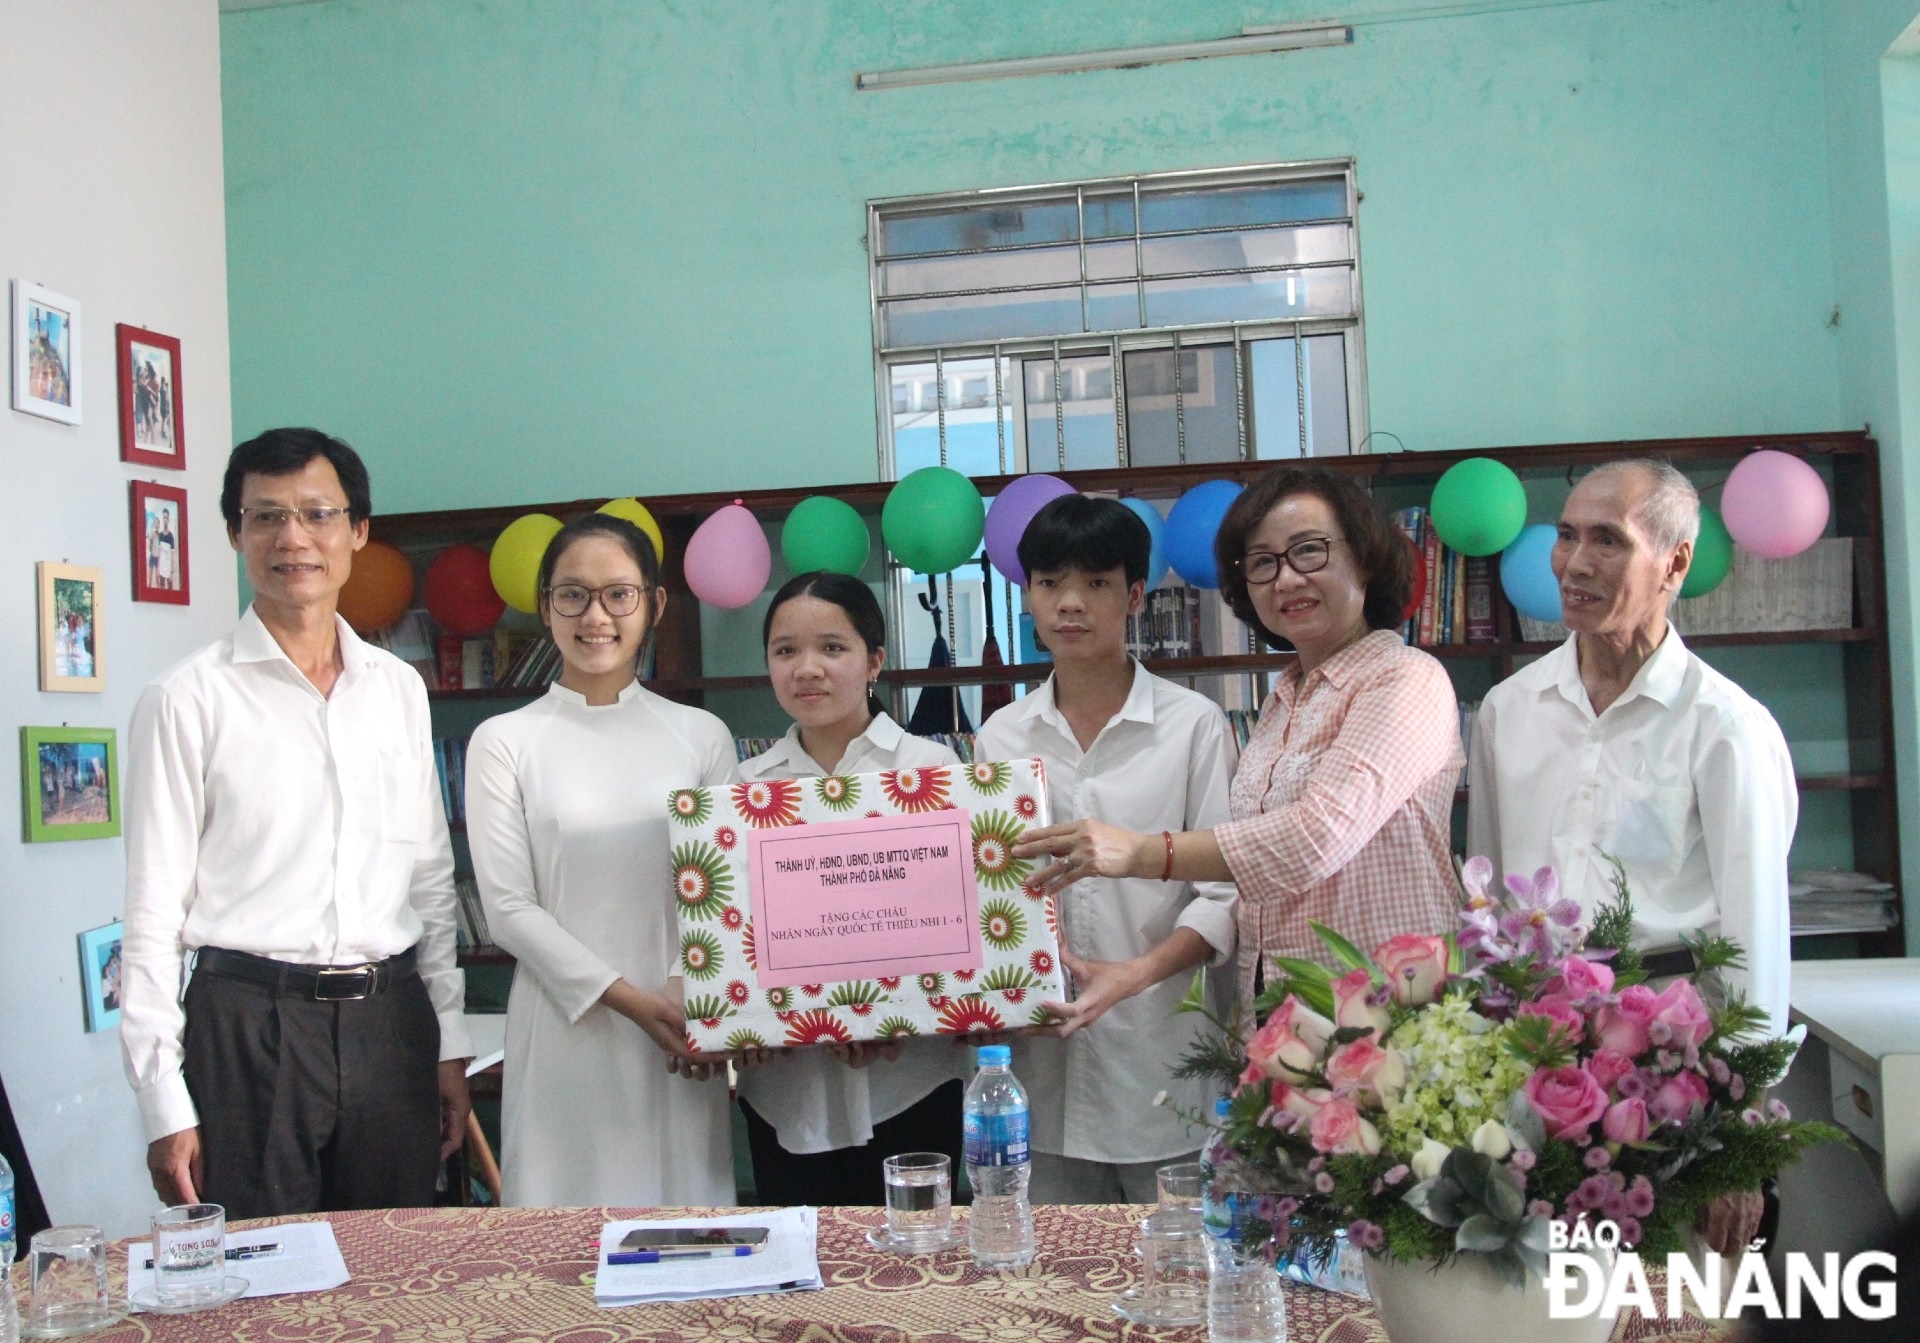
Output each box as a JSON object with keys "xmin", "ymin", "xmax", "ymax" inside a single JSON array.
[{"xmin": 669, "ymin": 759, "xmax": 1067, "ymax": 1052}]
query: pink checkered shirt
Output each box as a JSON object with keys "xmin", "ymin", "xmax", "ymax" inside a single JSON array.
[{"xmin": 1216, "ymin": 630, "xmax": 1464, "ymax": 1021}]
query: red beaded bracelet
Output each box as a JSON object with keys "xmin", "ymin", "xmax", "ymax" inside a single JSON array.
[{"xmin": 1161, "ymin": 830, "xmax": 1175, "ymax": 882}]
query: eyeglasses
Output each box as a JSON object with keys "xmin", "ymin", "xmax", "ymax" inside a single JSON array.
[
  {"xmin": 237, "ymin": 505, "xmax": 352, "ymax": 534},
  {"xmin": 1236, "ymin": 537, "xmax": 1343, "ymax": 585},
  {"xmin": 545, "ymin": 583, "xmax": 649, "ymax": 617}
]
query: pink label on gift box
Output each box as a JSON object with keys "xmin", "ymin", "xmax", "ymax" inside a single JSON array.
[{"xmin": 747, "ymin": 810, "xmax": 982, "ymax": 989}]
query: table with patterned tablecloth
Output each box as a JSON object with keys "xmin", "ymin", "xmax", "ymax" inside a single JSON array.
[{"xmin": 28, "ymin": 1204, "xmax": 1715, "ymax": 1342}]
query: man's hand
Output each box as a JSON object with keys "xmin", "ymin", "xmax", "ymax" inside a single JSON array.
[
  {"xmin": 1698, "ymin": 1188, "xmax": 1766, "ymax": 1256},
  {"xmin": 437, "ymin": 1060, "xmax": 472, "ymax": 1160},
  {"xmin": 1033, "ymin": 951, "xmax": 1146, "ymax": 1038},
  {"xmin": 147, "ymin": 1127, "xmax": 203, "ymax": 1205},
  {"xmin": 1012, "ymin": 820, "xmax": 1151, "ymax": 895}
]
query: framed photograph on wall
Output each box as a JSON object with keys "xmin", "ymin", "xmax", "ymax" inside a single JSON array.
[
  {"xmin": 116, "ymin": 324, "xmax": 184, "ymax": 468},
  {"xmin": 10, "ymin": 280, "xmax": 81, "ymax": 424},
  {"xmin": 77, "ymin": 921, "xmax": 124, "ymax": 1033},
  {"xmin": 21, "ymin": 726, "xmax": 120, "ymax": 842},
  {"xmin": 36, "ymin": 561, "xmax": 105, "ymax": 692},
  {"xmin": 130, "ymin": 480, "xmax": 190, "ymax": 604}
]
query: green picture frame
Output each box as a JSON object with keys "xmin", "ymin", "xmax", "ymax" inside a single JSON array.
[{"xmin": 21, "ymin": 726, "xmax": 120, "ymax": 842}]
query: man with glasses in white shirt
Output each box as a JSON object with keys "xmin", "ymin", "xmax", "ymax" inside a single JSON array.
[
  {"xmin": 123, "ymin": 428, "xmax": 471, "ymax": 1217},
  {"xmin": 1466, "ymin": 457, "xmax": 1795, "ymax": 1255}
]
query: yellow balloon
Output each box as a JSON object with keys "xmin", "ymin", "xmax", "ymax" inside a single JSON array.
[
  {"xmin": 489, "ymin": 513, "xmax": 565, "ymax": 614},
  {"xmin": 596, "ymin": 497, "xmax": 666, "ymax": 564}
]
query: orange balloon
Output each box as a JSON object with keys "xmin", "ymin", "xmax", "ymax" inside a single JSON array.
[{"xmin": 338, "ymin": 539, "xmax": 415, "ymax": 632}]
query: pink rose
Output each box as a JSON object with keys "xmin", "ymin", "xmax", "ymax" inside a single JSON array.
[
  {"xmin": 1650, "ymin": 980, "xmax": 1713, "ymax": 1050},
  {"xmin": 1646, "ymin": 1069, "xmax": 1711, "ymax": 1126},
  {"xmin": 1584, "ymin": 1048, "xmax": 1636, "ymax": 1094},
  {"xmin": 1331, "ymin": 967, "xmax": 1393, "ymax": 1037},
  {"xmin": 1516, "ymin": 993, "xmax": 1586, "ymax": 1046},
  {"xmin": 1592, "ymin": 984, "xmax": 1658, "ymax": 1057},
  {"xmin": 1375, "ymin": 934, "xmax": 1451, "ymax": 1006},
  {"xmin": 1551, "ymin": 955, "xmax": 1616, "ymax": 999},
  {"xmin": 1602, "ymin": 1097, "xmax": 1650, "ymax": 1144},
  {"xmin": 1524, "ymin": 1065, "xmax": 1610, "ymax": 1140},
  {"xmin": 1273, "ymin": 1081, "xmax": 1332, "ymax": 1123},
  {"xmin": 1246, "ymin": 996, "xmax": 1334, "ymax": 1083},
  {"xmin": 1309, "ymin": 1097, "xmax": 1383, "ymax": 1156},
  {"xmin": 1324, "ymin": 1037, "xmax": 1408, "ymax": 1107}
]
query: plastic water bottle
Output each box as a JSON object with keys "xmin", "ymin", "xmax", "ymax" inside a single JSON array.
[
  {"xmin": 964, "ymin": 1044, "xmax": 1034, "ymax": 1270},
  {"xmin": 0, "ymin": 1151, "xmax": 15, "ymax": 1343}
]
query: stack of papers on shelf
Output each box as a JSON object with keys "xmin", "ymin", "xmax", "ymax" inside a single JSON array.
[
  {"xmin": 125, "ymin": 1220, "xmax": 350, "ymax": 1307},
  {"xmin": 1789, "ymin": 869, "xmax": 1901, "ymax": 936},
  {"xmin": 594, "ymin": 1208, "xmax": 821, "ymax": 1307}
]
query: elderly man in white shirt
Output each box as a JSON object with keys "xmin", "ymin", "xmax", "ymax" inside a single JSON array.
[
  {"xmin": 124, "ymin": 429, "xmax": 470, "ymax": 1218},
  {"xmin": 1467, "ymin": 458, "xmax": 1796, "ymax": 1254},
  {"xmin": 1468, "ymin": 458, "xmax": 1796, "ymax": 1028}
]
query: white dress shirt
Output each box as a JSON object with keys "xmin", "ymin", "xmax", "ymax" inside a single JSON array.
[
  {"xmin": 1466, "ymin": 629, "xmax": 1797, "ymax": 1034},
  {"xmin": 466, "ymin": 680, "xmax": 739, "ymax": 1206},
  {"xmin": 733, "ymin": 713, "xmax": 972, "ymax": 1154},
  {"xmin": 122, "ymin": 606, "xmax": 471, "ymax": 1143},
  {"xmin": 976, "ymin": 663, "xmax": 1239, "ymax": 1165}
]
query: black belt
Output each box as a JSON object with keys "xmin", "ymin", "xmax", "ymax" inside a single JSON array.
[
  {"xmin": 195, "ymin": 946, "xmax": 418, "ymax": 1001},
  {"xmin": 1638, "ymin": 947, "xmax": 1698, "ymax": 980}
]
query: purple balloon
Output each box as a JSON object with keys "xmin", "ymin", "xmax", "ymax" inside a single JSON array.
[{"xmin": 983, "ymin": 474, "xmax": 1078, "ymax": 583}]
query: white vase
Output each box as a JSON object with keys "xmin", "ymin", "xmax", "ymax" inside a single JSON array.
[{"xmin": 1362, "ymin": 1250, "xmax": 1615, "ymax": 1343}]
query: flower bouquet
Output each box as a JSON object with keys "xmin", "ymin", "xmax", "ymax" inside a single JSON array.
[{"xmin": 1176, "ymin": 858, "xmax": 1843, "ymax": 1295}]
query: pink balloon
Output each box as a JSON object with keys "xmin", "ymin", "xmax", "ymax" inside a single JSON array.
[
  {"xmin": 1722, "ymin": 450, "xmax": 1829, "ymax": 560},
  {"xmin": 685, "ymin": 502, "xmax": 770, "ymax": 609}
]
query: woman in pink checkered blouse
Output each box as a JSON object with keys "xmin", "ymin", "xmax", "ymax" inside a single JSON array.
[{"xmin": 1015, "ymin": 466, "xmax": 1465, "ymax": 1021}]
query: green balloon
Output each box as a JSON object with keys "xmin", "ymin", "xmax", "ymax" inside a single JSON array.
[
  {"xmin": 1430, "ymin": 457, "xmax": 1528, "ymax": 557},
  {"xmin": 882, "ymin": 466, "xmax": 985, "ymax": 574},
  {"xmin": 782, "ymin": 495, "xmax": 872, "ymax": 576},
  {"xmin": 1681, "ymin": 505, "xmax": 1733, "ymax": 598}
]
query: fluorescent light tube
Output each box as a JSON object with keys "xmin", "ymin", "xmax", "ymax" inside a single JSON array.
[{"xmin": 854, "ymin": 23, "xmax": 1353, "ymax": 92}]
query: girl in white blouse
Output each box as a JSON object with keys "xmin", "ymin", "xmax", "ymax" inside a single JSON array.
[
  {"xmin": 466, "ymin": 514, "xmax": 738, "ymax": 1207},
  {"xmin": 735, "ymin": 571, "xmax": 966, "ymax": 1206}
]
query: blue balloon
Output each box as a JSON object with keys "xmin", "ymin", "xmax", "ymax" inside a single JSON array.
[
  {"xmin": 1164, "ymin": 480, "xmax": 1244, "ymax": 589},
  {"xmin": 1499, "ymin": 523, "xmax": 1561, "ymax": 624},
  {"xmin": 1119, "ymin": 497, "xmax": 1170, "ymax": 591}
]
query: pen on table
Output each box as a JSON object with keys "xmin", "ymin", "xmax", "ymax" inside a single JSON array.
[
  {"xmin": 604, "ymin": 1245, "xmax": 756, "ymax": 1265},
  {"xmin": 143, "ymin": 1243, "xmax": 279, "ymax": 1269}
]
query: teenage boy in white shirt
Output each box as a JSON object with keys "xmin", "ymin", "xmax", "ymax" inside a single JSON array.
[
  {"xmin": 123, "ymin": 428, "xmax": 471, "ymax": 1217},
  {"xmin": 975, "ymin": 493, "xmax": 1238, "ymax": 1204}
]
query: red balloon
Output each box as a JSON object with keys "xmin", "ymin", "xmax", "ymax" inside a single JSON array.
[
  {"xmin": 1401, "ymin": 533, "xmax": 1427, "ymax": 623},
  {"xmin": 425, "ymin": 543, "xmax": 505, "ymax": 636}
]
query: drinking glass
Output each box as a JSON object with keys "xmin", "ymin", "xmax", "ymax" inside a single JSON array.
[
  {"xmin": 1156, "ymin": 1161, "xmax": 1208, "ymax": 1213},
  {"xmin": 1113, "ymin": 1205, "xmax": 1209, "ymax": 1326},
  {"xmin": 21, "ymin": 1225, "xmax": 115, "ymax": 1338},
  {"xmin": 881, "ymin": 1152, "xmax": 954, "ymax": 1252},
  {"xmin": 151, "ymin": 1204, "xmax": 226, "ymax": 1308}
]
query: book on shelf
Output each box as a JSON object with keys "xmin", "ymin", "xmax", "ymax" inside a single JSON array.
[
  {"xmin": 1788, "ymin": 868, "xmax": 1899, "ymax": 937},
  {"xmin": 1515, "ymin": 537, "xmax": 1856, "ymax": 643},
  {"xmin": 452, "ymin": 874, "xmax": 492, "ymax": 950},
  {"xmin": 1125, "ymin": 584, "xmax": 1205, "ymax": 660},
  {"xmin": 432, "ymin": 735, "xmax": 470, "ymax": 827}
]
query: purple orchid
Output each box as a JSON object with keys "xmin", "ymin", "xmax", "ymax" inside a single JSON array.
[
  {"xmin": 1497, "ymin": 866, "xmax": 1583, "ymax": 960},
  {"xmin": 1456, "ymin": 855, "xmax": 1505, "ymax": 962}
]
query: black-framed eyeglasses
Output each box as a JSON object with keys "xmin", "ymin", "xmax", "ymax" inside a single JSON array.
[
  {"xmin": 1236, "ymin": 537, "xmax": 1343, "ymax": 585},
  {"xmin": 544, "ymin": 583, "xmax": 650, "ymax": 617}
]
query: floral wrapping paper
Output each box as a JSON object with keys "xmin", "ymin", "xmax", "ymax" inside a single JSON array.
[{"xmin": 669, "ymin": 759, "xmax": 1068, "ymax": 1052}]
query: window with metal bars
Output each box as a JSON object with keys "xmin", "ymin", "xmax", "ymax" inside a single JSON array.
[{"xmin": 867, "ymin": 161, "xmax": 1367, "ymax": 722}]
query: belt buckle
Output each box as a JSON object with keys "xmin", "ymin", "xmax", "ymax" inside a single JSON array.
[{"xmin": 314, "ymin": 965, "xmax": 375, "ymax": 1001}]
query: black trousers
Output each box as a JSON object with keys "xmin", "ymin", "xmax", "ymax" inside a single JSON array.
[
  {"xmin": 742, "ymin": 1080, "xmax": 964, "ymax": 1207},
  {"xmin": 182, "ymin": 959, "xmax": 443, "ymax": 1219}
]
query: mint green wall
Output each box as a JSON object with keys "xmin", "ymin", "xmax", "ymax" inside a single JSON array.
[
  {"xmin": 1818, "ymin": 0, "xmax": 1920, "ymax": 948},
  {"xmin": 222, "ymin": 0, "xmax": 1841, "ymax": 515}
]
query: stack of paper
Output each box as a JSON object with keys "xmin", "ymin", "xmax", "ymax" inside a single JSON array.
[
  {"xmin": 125, "ymin": 1220, "xmax": 351, "ymax": 1308},
  {"xmin": 595, "ymin": 1208, "xmax": 821, "ymax": 1307},
  {"xmin": 1789, "ymin": 869, "xmax": 1901, "ymax": 936}
]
